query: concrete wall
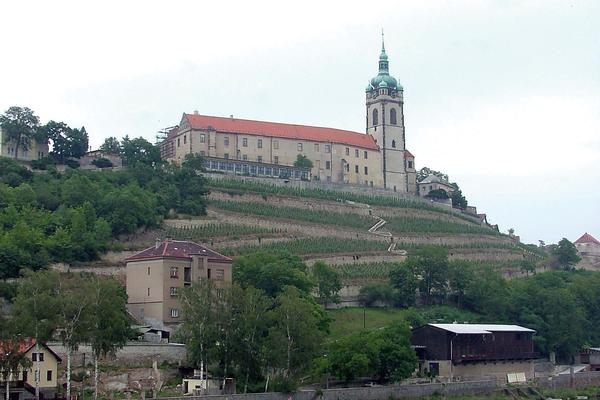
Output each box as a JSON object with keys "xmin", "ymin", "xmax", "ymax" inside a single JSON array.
[{"xmin": 48, "ymin": 342, "xmax": 187, "ymax": 366}]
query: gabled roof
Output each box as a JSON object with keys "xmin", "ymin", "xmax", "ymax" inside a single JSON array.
[
  {"xmin": 0, "ymin": 338, "xmax": 62, "ymax": 362},
  {"xmin": 180, "ymin": 113, "xmax": 380, "ymax": 151},
  {"xmin": 427, "ymin": 323, "xmax": 535, "ymax": 334},
  {"xmin": 405, "ymin": 150, "xmax": 415, "ymax": 158},
  {"xmin": 575, "ymin": 233, "xmax": 600, "ymax": 245},
  {"xmin": 125, "ymin": 239, "xmax": 232, "ymax": 263}
]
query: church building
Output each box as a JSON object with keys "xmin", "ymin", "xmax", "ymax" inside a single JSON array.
[{"xmin": 160, "ymin": 38, "xmax": 417, "ymax": 193}]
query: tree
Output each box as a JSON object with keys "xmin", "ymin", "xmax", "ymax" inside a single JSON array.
[
  {"xmin": 358, "ymin": 283, "xmax": 394, "ymax": 307},
  {"xmin": 12, "ymin": 270, "xmax": 61, "ymax": 400},
  {"xmin": 293, "ymin": 154, "xmax": 313, "ymax": 169},
  {"xmin": 178, "ymin": 280, "xmax": 219, "ymax": 392},
  {"xmin": 416, "ymin": 167, "xmax": 448, "ymax": 183},
  {"xmin": 267, "ymin": 286, "xmax": 323, "ymax": 382},
  {"xmin": 43, "ymin": 121, "xmax": 89, "ymax": 163},
  {"xmin": 0, "ymin": 336, "xmax": 33, "ymax": 400},
  {"xmin": 233, "ymin": 252, "xmax": 313, "ymax": 298},
  {"xmin": 450, "ymin": 182, "xmax": 468, "ymax": 209},
  {"xmin": 447, "ymin": 260, "xmax": 475, "ymax": 307},
  {"xmin": 554, "ymin": 238, "xmax": 581, "ymax": 270},
  {"xmin": 98, "ymin": 136, "xmax": 121, "ymax": 154},
  {"xmin": 88, "ymin": 276, "xmax": 130, "ymax": 400},
  {"xmin": 0, "ymin": 106, "xmax": 41, "ymax": 159},
  {"xmin": 389, "ymin": 262, "xmax": 418, "ymax": 307},
  {"xmin": 57, "ymin": 273, "xmax": 93, "ymax": 400},
  {"xmin": 121, "ymin": 136, "xmax": 161, "ymax": 166},
  {"xmin": 412, "ymin": 246, "xmax": 450, "ymax": 305},
  {"xmin": 91, "ymin": 157, "xmax": 113, "ymax": 168},
  {"xmin": 312, "ymin": 262, "xmax": 341, "ymax": 306},
  {"xmin": 520, "ymin": 259, "xmax": 536, "ymax": 276}
]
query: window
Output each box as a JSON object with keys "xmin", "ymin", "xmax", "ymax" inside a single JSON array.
[
  {"xmin": 214, "ymin": 269, "xmax": 224, "ymax": 281},
  {"xmin": 408, "ymin": 160, "xmax": 413, "ymax": 169},
  {"xmin": 391, "ymin": 140, "xmax": 396, "ymax": 148},
  {"xmin": 147, "ymin": 288, "xmax": 150, "ymax": 296},
  {"xmin": 170, "ymin": 287, "xmax": 178, "ymax": 297},
  {"xmin": 183, "ymin": 135, "xmax": 187, "ymax": 144},
  {"xmin": 32, "ymin": 353, "xmax": 44, "ymax": 362},
  {"xmin": 326, "ymin": 176, "xmax": 331, "ymax": 182},
  {"xmin": 355, "ymin": 165, "xmax": 359, "ymax": 173},
  {"xmin": 325, "ymin": 144, "xmax": 331, "ymax": 153},
  {"xmin": 364, "ymin": 151, "xmax": 368, "ymax": 159},
  {"xmin": 170, "ymin": 308, "xmax": 180, "ymax": 318},
  {"xmin": 177, "ymin": 138, "xmax": 180, "ymax": 147},
  {"xmin": 170, "ymin": 267, "xmax": 178, "ymax": 278},
  {"xmin": 345, "ymin": 147, "xmax": 350, "ymax": 156},
  {"xmin": 364, "ymin": 166, "xmax": 368, "ymax": 175},
  {"xmin": 47, "ymin": 371, "xmax": 52, "ymax": 381},
  {"xmin": 390, "ymin": 108, "xmax": 397, "ymax": 125},
  {"xmin": 345, "ymin": 164, "xmax": 349, "ymax": 172},
  {"xmin": 147, "ymin": 267, "xmax": 150, "ymax": 275},
  {"xmin": 242, "ymin": 154, "xmax": 248, "ymax": 161},
  {"xmin": 257, "ymin": 139, "xmax": 263, "ymax": 149},
  {"xmin": 274, "ymin": 156, "xmax": 279, "ymax": 164},
  {"xmin": 200, "ymin": 150, "xmax": 205, "ymax": 156},
  {"xmin": 224, "ymin": 153, "xmax": 229, "ymax": 159},
  {"xmin": 297, "ymin": 143, "xmax": 303, "ymax": 151},
  {"xmin": 257, "ymin": 156, "xmax": 263, "ymax": 163},
  {"xmin": 355, "ymin": 149, "xmax": 359, "ymax": 157},
  {"xmin": 200, "ymin": 134, "xmax": 205, "ymax": 143},
  {"xmin": 325, "ymin": 161, "xmax": 331, "ymax": 170},
  {"xmin": 372, "ymin": 108, "xmax": 379, "ymax": 126},
  {"xmin": 242, "ymin": 138, "xmax": 248, "ymax": 147},
  {"xmin": 273, "ymin": 140, "xmax": 279, "ymax": 149},
  {"xmin": 314, "ymin": 143, "xmax": 319, "ymax": 152},
  {"xmin": 224, "ymin": 136, "xmax": 229, "ymax": 146}
]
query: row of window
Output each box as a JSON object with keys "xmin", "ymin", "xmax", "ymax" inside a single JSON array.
[
  {"xmin": 167, "ymin": 266, "xmax": 224, "ymax": 280},
  {"xmin": 372, "ymin": 107, "xmax": 400, "ymax": 126},
  {"xmin": 204, "ymin": 158, "xmax": 310, "ymax": 180},
  {"xmin": 26, "ymin": 369, "xmax": 52, "ymax": 382}
]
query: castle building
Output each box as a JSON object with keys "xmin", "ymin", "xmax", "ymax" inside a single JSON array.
[{"xmin": 160, "ymin": 37, "xmax": 417, "ymax": 193}]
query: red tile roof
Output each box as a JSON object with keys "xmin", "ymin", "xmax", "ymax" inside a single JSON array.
[
  {"xmin": 575, "ymin": 233, "xmax": 600, "ymax": 245},
  {"xmin": 405, "ymin": 150, "xmax": 414, "ymax": 158},
  {"xmin": 182, "ymin": 114, "xmax": 379, "ymax": 151},
  {"xmin": 126, "ymin": 239, "xmax": 232, "ymax": 263},
  {"xmin": 0, "ymin": 338, "xmax": 62, "ymax": 362}
]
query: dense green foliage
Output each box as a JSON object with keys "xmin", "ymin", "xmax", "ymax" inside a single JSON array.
[
  {"xmin": 318, "ymin": 321, "xmax": 417, "ymax": 383},
  {"xmin": 384, "ymin": 215, "xmax": 497, "ymax": 235},
  {"xmin": 219, "ymin": 237, "xmax": 389, "ymax": 256},
  {"xmin": 553, "ymin": 238, "xmax": 581, "ymax": 270},
  {"xmin": 312, "ymin": 261, "xmax": 342, "ymax": 305},
  {"xmin": 207, "ymin": 177, "xmax": 481, "ymax": 223},
  {"xmin": 0, "ymin": 156, "xmax": 208, "ymax": 278},
  {"xmin": 293, "ymin": 154, "xmax": 313, "ymax": 169},
  {"xmin": 166, "ymin": 223, "xmax": 281, "ymax": 241}
]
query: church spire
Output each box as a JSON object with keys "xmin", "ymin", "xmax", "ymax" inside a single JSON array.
[{"xmin": 378, "ymin": 29, "xmax": 389, "ymax": 73}]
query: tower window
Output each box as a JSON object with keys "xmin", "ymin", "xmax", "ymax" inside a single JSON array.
[
  {"xmin": 372, "ymin": 109, "xmax": 379, "ymax": 126},
  {"xmin": 390, "ymin": 108, "xmax": 397, "ymax": 125},
  {"xmin": 184, "ymin": 135, "xmax": 187, "ymax": 144},
  {"xmin": 392, "ymin": 140, "xmax": 396, "ymax": 148},
  {"xmin": 200, "ymin": 134, "xmax": 205, "ymax": 143},
  {"xmin": 408, "ymin": 160, "xmax": 414, "ymax": 169},
  {"xmin": 364, "ymin": 166, "xmax": 368, "ymax": 175}
]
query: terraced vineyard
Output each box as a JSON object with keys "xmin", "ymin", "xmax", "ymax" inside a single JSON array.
[
  {"xmin": 166, "ymin": 223, "xmax": 282, "ymax": 241},
  {"xmin": 384, "ymin": 215, "xmax": 498, "ymax": 235},
  {"xmin": 207, "ymin": 177, "xmax": 481, "ymax": 223},
  {"xmin": 332, "ymin": 262, "xmax": 398, "ymax": 280},
  {"xmin": 210, "ymin": 199, "xmax": 374, "ymax": 229},
  {"xmin": 219, "ymin": 237, "xmax": 389, "ymax": 257}
]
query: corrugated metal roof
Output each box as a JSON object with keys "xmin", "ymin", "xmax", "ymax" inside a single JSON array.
[{"xmin": 429, "ymin": 323, "xmax": 535, "ymax": 334}]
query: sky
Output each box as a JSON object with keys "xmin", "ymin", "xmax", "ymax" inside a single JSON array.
[{"xmin": 0, "ymin": 0, "xmax": 599, "ymax": 244}]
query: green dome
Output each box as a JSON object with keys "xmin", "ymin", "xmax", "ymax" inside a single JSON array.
[
  {"xmin": 365, "ymin": 82, "xmax": 374, "ymax": 92},
  {"xmin": 370, "ymin": 74, "xmax": 397, "ymax": 89}
]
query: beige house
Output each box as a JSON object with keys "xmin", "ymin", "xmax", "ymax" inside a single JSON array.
[
  {"xmin": 125, "ymin": 238, "xmax": 233, "ymax": 330},
  {"xmin": 160, "ymin": 38, "xmax": 417, "ymax": 193},
  {"xmin": 0, "ymin": 128, "xmax": 49, "ymax": 162},
  {"xmin": 574, "ymin": 233, "xmax": 600, "ymax": 257},
  {"xmin": 0, "ymin": 339, "xmax": 62, "ymax": 400},
  {"xmin": 418, "ymin": 174, "xmax": 455, "ymax": 198}
]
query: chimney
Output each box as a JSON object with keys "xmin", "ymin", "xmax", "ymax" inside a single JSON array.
[
  {"xmin": 155, "ymin": 238, "xmax": 161, "ymax": 249},
  {"xmin": 230, "ymin": 114, "xmax": 234, "ymax": 120},
  {"xmin": 193, "ymin": 110, "xmax": 199, "ymax": 115}
]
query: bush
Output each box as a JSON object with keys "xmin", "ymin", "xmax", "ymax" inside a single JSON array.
[
  {"xmin": 31, "ymin": 156, "xmax": 56, "ymax": 170},
  {"xmin": 91, "ymin": 157, "xmax": 113, "ymax": 168},
  {"xmin": 359, "ymin": 283, "xmax": 394, "ymax": 307},
  {"xmin": 425, "ymin": 189, "xmax": 449, "ymax": 199}
]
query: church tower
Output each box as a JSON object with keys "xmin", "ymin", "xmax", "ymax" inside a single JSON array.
[{"xmin": 365, "ymin": 34, "xmax": 416, "ymax": 193}]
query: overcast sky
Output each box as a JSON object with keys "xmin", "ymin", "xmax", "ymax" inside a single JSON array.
[{"xmin": 1, "ymin": 0, "xmax": 599, "ymax": 244}]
